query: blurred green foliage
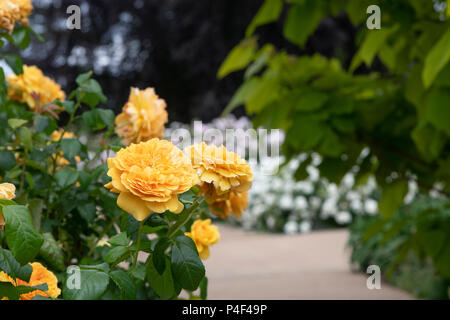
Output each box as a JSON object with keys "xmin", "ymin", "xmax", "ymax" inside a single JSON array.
[{"xmin": 220, "ymin": 0, "xmax": 450, "ymax": 296}]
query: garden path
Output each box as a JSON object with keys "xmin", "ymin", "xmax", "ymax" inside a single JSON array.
[{"xmin": 202, "ymin": 224, "xmax": 412, "ymax": 300}]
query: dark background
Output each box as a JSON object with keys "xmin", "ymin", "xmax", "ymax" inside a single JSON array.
[{"xmin": 21, "ymin": 0, "xmax": 357, "ymax": 123}]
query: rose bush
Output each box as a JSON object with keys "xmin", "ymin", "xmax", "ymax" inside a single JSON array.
[{"xmin": 0, "ymin": 5, "xmax": 253, "ymax": 300}]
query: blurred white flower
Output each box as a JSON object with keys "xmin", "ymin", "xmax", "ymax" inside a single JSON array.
[
  {"xmin": 335, "ymin": 211, "xmax": 352, "ymax": 224},
  {"xmin": 364, "ymin": 199, "xmax": 378, "ymax": 215},
  {"xmin": 283, "ymin": 221, "xmax": 299, "ymax": 235},
  {"xmin": 294, "ymin": 196, "xmax": 308, "ymax": 210},
  {"xmin": 280, "ymin": 194, "xmax": 294, "ymax": 210},
  {"xmin": 299, "ymin": 221, "xmax": 312, "ymax": 233}
]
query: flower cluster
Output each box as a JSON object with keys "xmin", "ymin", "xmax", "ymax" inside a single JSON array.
[
  {"xmin": 185, "ymin": 142, "xmax": 253, "ymax": 218},
  {"xmin": 0, "ymin": 262, "xmax": 61, "ymax": 300},
  {"xmin": 0, "ymin": 0, "xmax": 32, "ymax": 34},
  {"xmin": 185, "ymin": 219, "xmax": 220, "ymax": 260},
  {"xmin": 115, "ymin": 87, "xmax": 168, "ymax": 146},
  {"xmin": 7, "ymin": 65, "xmax": 66, "ymax": 110}
]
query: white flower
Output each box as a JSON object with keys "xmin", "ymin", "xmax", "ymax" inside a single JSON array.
[
  {"xmin": 364, "ymin": 199, "xmax": 378, "ymax": 215},
  {"xmin": 322, "ymin": 198, "xmax": 337, "ymax": 216},
  {"xmin": 299, "ymin": 221, "xmax": 312, "ymax": 233},
  {"xmin": 294, "ymin": 196, "xmax": 308, "ymax": 210},
  {"xmin": 307, "ymin": 165, "xmax": 320, "ymax": 182},
  {"xmin": 280, "ymin": 194, "xmax": 294, "ymax": 210},
  {"xmin": 283, "ymin": 221, "xmax": 299, "ymax": 235},
  {"xmin": 295, "ymin": 181, "xmax": 314, "ymax": 194},
  {"xmin": 350, "ymin": 199, "xmax": 363, "ymax": 213},
  {"xmin": 335, "ymin": 211, "xmax": 352, "ymax": 224}
]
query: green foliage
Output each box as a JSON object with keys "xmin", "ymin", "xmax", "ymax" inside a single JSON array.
[
  {"xmin": 349, "ymin": 195, "xmax": 450, "ymax": 299},
  {"xmin": 221, "ymin": 0, "xmax": 450, "ymax": 291}
]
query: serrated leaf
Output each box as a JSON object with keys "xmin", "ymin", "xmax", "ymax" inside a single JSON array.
[
  {"xmin": 2, "ymin": 205, "xmax": 44, "ymax": 265},
  {"xmin": 110, "ymin": 269, "xmax": 136, "ymax": 300},
  {"xmin": 170, "ymin": 236, "xmax": 205, "ymax": 291}
]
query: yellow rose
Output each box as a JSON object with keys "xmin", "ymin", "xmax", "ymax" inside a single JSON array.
[
  {"xmin": 185, "ymin": 142, "xmax": 253, "ymax": 200},
  {"xmin": 185, "ymin": 219, "xmax": 220, "ymax": 260},
  {"xmin": 7, "ymin": 65, "xmax": 66, "ymax": 111},
  {"xmin": 12, "ymin": 0, "xmax": 32, "ymax": 26},
  {"xmin": 0, "ymin": 1, "xmax": 20, "ymax": 34},
  {"xmin": 210, "ymin": 191, "xmax": 248, "ymax": 219},
  {"xmin": 105, "ymin": 138, "xmax": 199, "ymax": 221},
  {"xmin": 0, "ymin": 262, "xmax": 61, "ymax": 300},
  {"xmin": 115, "ymin": 87, "xmax": 168, "ymax": 146},
  {"xmin": 0, "ymin": 182, "xmax": 16, "ymax": 231}
]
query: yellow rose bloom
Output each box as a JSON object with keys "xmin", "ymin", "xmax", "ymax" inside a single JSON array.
[
  {"xmin": 105, "ymin": 138, "xmax": 199, "ymax": 220},
  {"xmin": 0, "ymin": 182, "xmax": 16, "ymax": 231},
  {"xmin": 210, "ymin": 191, "xmax": 248, "ymax": 219},
  {"xmin": 185, "ymin": 142, "xmax": 253, "ymax": 200},
  {"xmin": 185, "ymin": 219, "xmax": 220, "ymax": 260},
  {"xmin": 115, "ymin": 87, "xmax": 168, "ymax": 146},
  {"xmin": 12, "ymin": 0, "xmax": 33, "ymax": 26},
  {"xmin": 7, "ymin": 65, "xmax": 66, "ymax": 111},
  {"xmin": 0, "ymin": 1, "xmax": 20, "ymax": 34},
  {"xmin": 0, "ymin": 262, "xmax": 61, "ymax": 300}
]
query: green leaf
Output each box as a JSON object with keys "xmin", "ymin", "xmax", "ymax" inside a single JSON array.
[
  {"xmin": 110, "ymin": 269, "xmax": 136, "ymax": 300},
  {"xmin": 60, "ymin": 139, "xmax": 81, "ymax": 160},
  {"xmin": 425, "ymin": 88, "xmax": 450, "ymax": 136},
  {"xmin": 39, "ymin": 233, "xmax": 65, "ymax": 272},
  {"xmin": 411, "ymin": 123, "xmax": 446, "ymax": 162},
  {"xmin": 294, "ymin": 89, "xmax": 329, "ymax": 112},
  {"xmin": 423, "ymin": 28, "xmax": 450, "ymax": 88},
  {"xmin": 77, "ymin": 202, "xmax": 96, "ymax": 223},
  {"xmin": 350, "ymin": 26, "xmax": 396, "ymax": 72},
  {"xmin": 217, "ymin": 37, "xmax": 257, "ymax": 79},
  {"xmin": 288, "ymin": 116, "xmax": 325, "ymax": 150},
  {"xmin": 379, "ymin": 180, "xmax": 408, "ymax": 219},
  {"xmin": 170, "ymin": 236, "xmax": 205, "ymax": 291},
  {"xmin": 222, "ymin": 77, "xmax": 262, "ymax": 116},
  {"xmin": 283, "ymin": 0, "xmax": 323, "ymax": 47},
  {"xmin": 7, "ymin": 119, "xmax": 27, "ymax": 130},
  {"xmin": 82, "ymin": 109, "xmax": 113, "ymax": 131},
  {"xmin": 246, "ymin": 0, "xmax": 283, "ymax": 37},
  {"xmin": 34, "ymin": 116, "xmax": 50, "ymax": 133},
  {"xmin": 0, "ymin": 150, "xmax": 16, "ymax": 170},
  {"xmin": 153, "ymin": 238, "xmax": 171, "ymax": 275},
  {"xmin": 55, "ymin": 168, "xmax": 79, "ymax": 189},
  {"xmin": 104, "ymin": 246, "xmax": 130, "ymax": 265},
  {"xmin": 3, "ymin": 54, "xmax": 23, "ymax": 74},
  {"xmin": 2, "ymin": 205, "xmax": 44, "ymax": 265},
  {"xmin": 63, "ymin": 266, "xmax": 110, "ymax": 300},
  {"xmin": 0, "ymin": 248, "xmax": 32, "ymax": 281},
  {"xmin": 107, "ymin": 232, "xmax": 130, "ymax": 247},
  {"xmin": 0, "ymin": 281, "xmax": 19, "ymax": 300},
  {"xmin": 11, "ymin": 27, "xmax": 30, "ymax": 49},
  {"xmin": 147, "ymin": 256, "xmax": 175, "ymax": 299},
  {"xmin": 19, "ymin": 126, "xmax": 32, "ymax": 151},
  {"xmin": 76, "ymin": 71, "xmax": 93, "ymax": 85},
  {"xmin": 78, "ymin": 79, "xmax": 107, "ymax": 108}
]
